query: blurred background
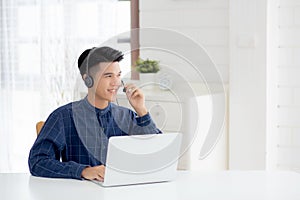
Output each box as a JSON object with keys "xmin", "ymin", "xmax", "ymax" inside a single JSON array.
[{"xmin": 1, "ymin": 0, "xmax": 299, "ymax": 174}]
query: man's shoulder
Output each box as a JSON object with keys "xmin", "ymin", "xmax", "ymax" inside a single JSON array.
[
  {"xmin": 50, "ymin": 99, "xmax": 84, "ymax": 117},
  {"xmin": 53, "ymin": 102, "xmax": 73, "ymax": 113}
]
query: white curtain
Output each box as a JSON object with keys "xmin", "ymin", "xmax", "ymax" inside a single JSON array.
[{"xmin": 0, "ymin": 0, "xmax": 118, "ymax": 172}]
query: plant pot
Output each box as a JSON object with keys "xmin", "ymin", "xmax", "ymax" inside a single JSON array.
[{"xmin": 139, "ymin": 73, "xmax": 157, "ymax": 89}]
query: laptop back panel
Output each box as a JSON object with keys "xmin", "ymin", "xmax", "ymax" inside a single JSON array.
[{"xmin": 101, "ymin": 133, "xmax": 182, "ymax": 187}]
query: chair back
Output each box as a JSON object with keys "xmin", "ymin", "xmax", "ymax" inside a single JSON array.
[{"xmin": 36, "ymin": 121, "xmax": 45, "ymax": 135}]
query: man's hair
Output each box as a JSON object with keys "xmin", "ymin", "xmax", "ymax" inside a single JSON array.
[{"xmin": 78, "ymin": 46, "xmax": 124, "ymax": 75}]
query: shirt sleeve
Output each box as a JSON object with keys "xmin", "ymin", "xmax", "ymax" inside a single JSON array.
[
  {"xmin": 135, "ymin": 112, "xmax": 152, "ymax": 126},
  {"xmin": 130, "ymin": 111, "xmax": 162, "ymax": 135},
  {"xmin": 28, "ymin": 111, "xmax": 87, "ymax": 180}
]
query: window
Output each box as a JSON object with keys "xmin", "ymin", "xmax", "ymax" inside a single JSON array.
[{"xmin": 0, "ymin": 0, "xmax": 131, "ymax": 172}]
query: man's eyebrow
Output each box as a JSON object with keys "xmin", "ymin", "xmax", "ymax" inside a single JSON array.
[
  {"xmin": 103, "ymin": 72, "xmax": 113, "ymax": 76},
  {"xmin": 102, "ymin": 71, "xmax": 122, "ymax": 76}
]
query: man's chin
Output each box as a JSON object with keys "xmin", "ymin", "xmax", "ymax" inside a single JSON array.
[{"xmin": 107, "ymin": 96, "xmax": 117, "ymax": 102}]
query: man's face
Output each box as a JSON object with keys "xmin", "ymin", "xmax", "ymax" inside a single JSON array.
[{"xmin": 91, "ymin": 62, "xmax": 122, "ymax": 102}]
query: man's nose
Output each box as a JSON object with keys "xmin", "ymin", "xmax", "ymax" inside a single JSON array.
[{"xmin": 111, "ymin": 76, "xmax": 121, "ymax": 85}]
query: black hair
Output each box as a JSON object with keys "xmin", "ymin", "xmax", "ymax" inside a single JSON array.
[{"xmin": 78, "ymin": 46, "xmax": 124, "ymax": 76}]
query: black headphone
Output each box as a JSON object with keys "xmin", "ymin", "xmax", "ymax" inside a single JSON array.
[
  {"xmin": 84, "ymin": 74, "xmax": 94, "ymax": 88},
  {"xmin": 83, "ymin": 74, "xmax": 94, "ymax": 88},
  {"xmin": 79, "ymin": 47, "xmax": 96, "ymax": 88},
  {"xmin": 85, "ymin": 47, "xmax": 97, "ymax": 88}
]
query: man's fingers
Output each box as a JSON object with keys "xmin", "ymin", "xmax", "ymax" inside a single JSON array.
[
  {"xmin": 95, "ymin": 176, "xmax": 104, "ymax": 182},
  {"xmin": 131, "ymin": 90, "xmax": 140, "ymax": 99},
  {"xmin": 97, "ymin": 165, "xmax": 105, "ymax": 177},
  {"xmin": 98, "ymin": 171, "xmax": 104, "ymax": 178},
  {"xmin": 125, "ymin": 83, "xmax": 138, "ymax": 94},
  {"xmin": 127, "ymin": 87, "xmax": 137, "ymax": 94},
  {"xmin": 95, "ymin": 172, "xmax": 104, "ymax": 182}
]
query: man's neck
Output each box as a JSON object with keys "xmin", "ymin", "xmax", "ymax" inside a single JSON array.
[{"xmin": 87, "ymin": 95, "xmax": 109, "ymax": 109}]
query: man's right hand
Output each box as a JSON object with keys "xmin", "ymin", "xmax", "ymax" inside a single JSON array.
[{"xmin": 81, "ymin": 165, "xmax": 105, "ymax": 182}]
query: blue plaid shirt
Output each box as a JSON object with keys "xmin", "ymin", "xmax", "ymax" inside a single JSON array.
[{"xmin": 28, "ymin": 97, "xmax": 161, "ymax": 180}]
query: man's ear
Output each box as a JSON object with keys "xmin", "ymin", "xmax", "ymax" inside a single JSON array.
[{"xmin": 82, "ymin": 73, "xmax": 94, "ymax": 88}]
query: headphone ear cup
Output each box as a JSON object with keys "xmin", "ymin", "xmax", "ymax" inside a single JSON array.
[{"xmin": 84, "ymin": 75, "xmax": 94, "ymax": 88}]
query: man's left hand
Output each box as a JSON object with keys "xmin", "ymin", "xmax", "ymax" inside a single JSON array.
[{"xmin": 124, "ymin": 83, "xmax": 148, "ymax": 117}]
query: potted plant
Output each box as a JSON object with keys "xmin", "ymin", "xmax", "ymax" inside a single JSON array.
[
  {"xmin": 135, "ymin": 58, "xmax": 160, "ymax": 86},
  {"xmin": 135, "ymin": 58, "xmax": 160, "ymax": 73}
]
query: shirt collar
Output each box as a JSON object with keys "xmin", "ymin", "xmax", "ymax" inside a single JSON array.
[{"xmin": 83, "ymin": 96, "xmax": 111, "ymax": 115}]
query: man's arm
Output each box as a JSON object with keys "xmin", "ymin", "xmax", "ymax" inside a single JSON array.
[
  {"xmin": 28, "ymin": 112, "xmax": 87, "ymax": 180},
  {"xmin": 123, "ymin": 83, "xmax": 161, "ymax": 134}
]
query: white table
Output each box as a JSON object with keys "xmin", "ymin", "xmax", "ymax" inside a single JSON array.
[{"xmin": 1, "ymin": 171, "xmax": 300, "ymax": 200}]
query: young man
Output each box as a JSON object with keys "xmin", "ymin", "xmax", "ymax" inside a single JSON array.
[{"xmin": 28, "ymin": 46, "xmax": 161, "ymax": 181}]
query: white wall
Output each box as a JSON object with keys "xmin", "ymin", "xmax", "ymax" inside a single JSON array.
[
  {"xmin": 139, "ymin": 0, "xmax": 229, "ymax": 83},
  {"xmin": 139, "ymin": 0, "xmax": 229, "ymax": 171},
  {"xmin": 266, "ymin": 0, "xmax": 280, "ymax": 170},
  {"xmin": 267, "ymin": 0, "xmax": 300, "ymax": 170},
  {"xmin": 139, "ymin": 0, "xmax": 300, "ymax": 171},
  {"xmin": 229, "ymin": 0, "xmax": 268, "ymax": 170}
]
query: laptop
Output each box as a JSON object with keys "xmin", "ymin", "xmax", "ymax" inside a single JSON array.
[{"xmin": 92, "ymin": 132, "xmax": 182, "ymax": 187}]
